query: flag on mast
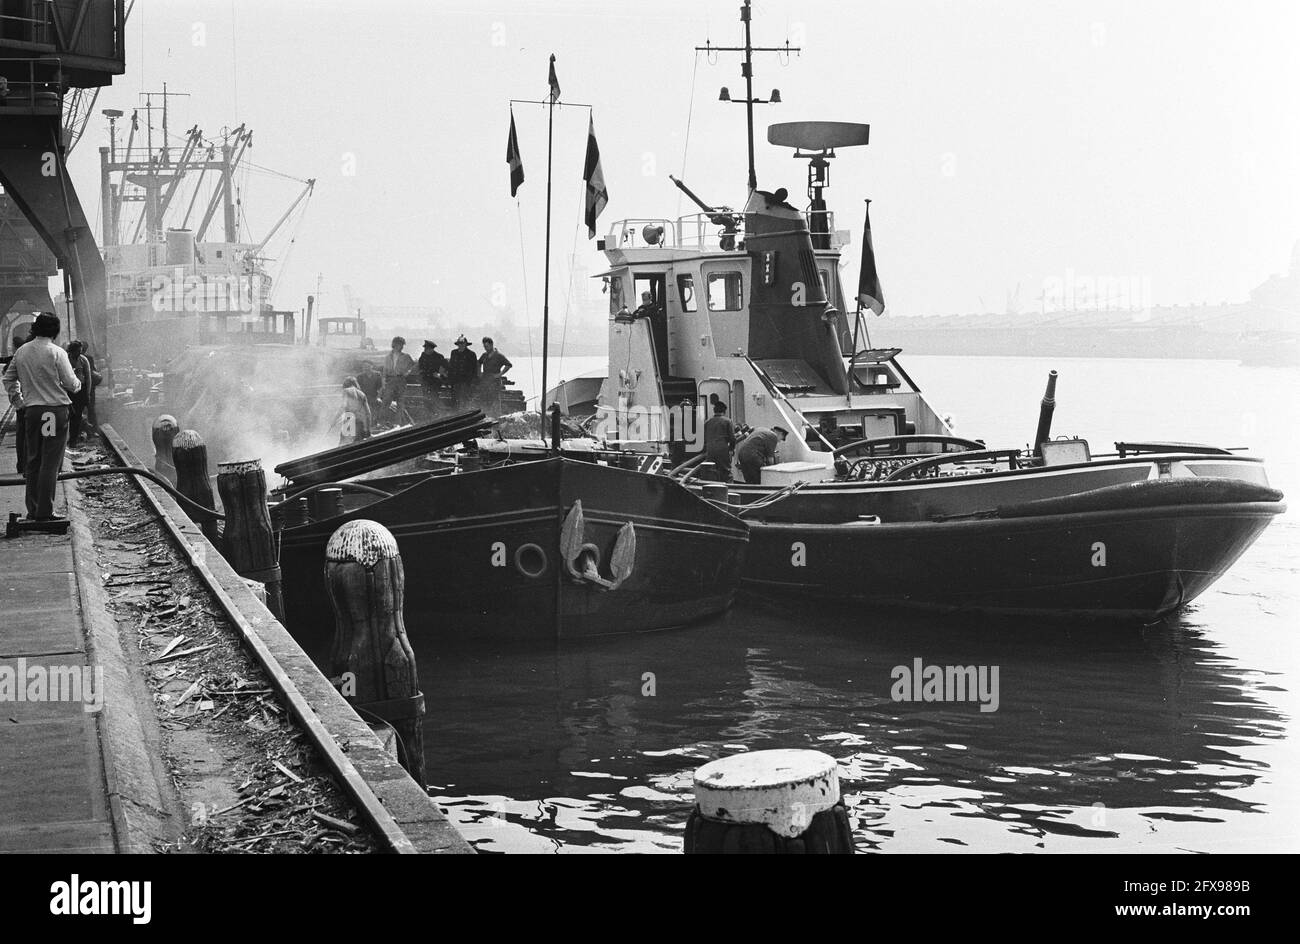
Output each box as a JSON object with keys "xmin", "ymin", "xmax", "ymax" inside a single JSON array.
[
  {"xmin": 506, "ymin": 110, "xmax": 524, "ymax": 196},
  {"xmin": 548, "ymin": 54, "xmax": 561, "ymax": 103},
  {"xmin": 583, "ymin": 115, "xmax": 608, "ymax": 239},
  {"xmin": 857, "ymin": 199, "xmax": 886, "ymax": 315}
]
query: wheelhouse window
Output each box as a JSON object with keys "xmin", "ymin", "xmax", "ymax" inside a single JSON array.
[
  {"xmin": 606, "ymin": 276, "xmax": 625, "ymax": 316},
  {"xmin": 707, "ymin": 271, "xmax": 743, "ymax": 311},
  {"xmin": 677, "ymin": 274, "xmax": 698, "ymax": 312},
  {"xmin": 851, "ymin": 361, "xmax": 900, "ymax": 391}
]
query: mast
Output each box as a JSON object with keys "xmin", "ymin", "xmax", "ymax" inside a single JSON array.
[
  {"xmin": 698, "ymin": 0, "xmax": 799, "ymax": 194},
  {"xmin": 741, "ymin": 2, "xmax": 756, "ymax": 193},
  {"xmin": 542, "ymin": 57, "xmax": 555, "ymax": 423},
  {"xmin": 510, "ymin": 57, "xmax": 590, "ymax": 427}
]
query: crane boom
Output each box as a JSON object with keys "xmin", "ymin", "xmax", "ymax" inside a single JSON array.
[{"xmin": 247, "ymin": 178, "xmax": 315, "ymax": 257}]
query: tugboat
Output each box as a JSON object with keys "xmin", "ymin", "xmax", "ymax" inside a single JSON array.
[{"xmin": 586, "ymin": 2, "xmax": 1286, "ymax": 620}]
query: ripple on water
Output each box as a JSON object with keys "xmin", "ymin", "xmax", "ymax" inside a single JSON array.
[{"xmin": 408, "ymin": 473, "xmax": 1295, "ymax": 853}]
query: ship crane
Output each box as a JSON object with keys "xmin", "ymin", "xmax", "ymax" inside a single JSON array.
[
  {"xmin": 196, "ymin": 124, "xmax": 250, "ymax": 242},
  {"xmin": 243, "ymin": 176, "xmax": 315, "ymax": 262}
]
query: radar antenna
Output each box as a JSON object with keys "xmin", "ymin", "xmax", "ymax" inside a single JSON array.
[{"xmin": 767, "ymin": 121, "xmax": 870, "ymax": 249}]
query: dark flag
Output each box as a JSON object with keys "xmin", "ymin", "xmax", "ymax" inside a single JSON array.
[
  {"xmin": 506, "ymin": 111, "xmax": 524, "ymax": 197},
  {"xmin": 583, "ymin": 115, "xmax": 608, "ymax": 239},
  {"xmin": 548, "ymin": 54, "xmax": 561, "ymax": 103},
  {"xmin": 857, "ymin": 199, "xmax": 886, "ymax": 315}
]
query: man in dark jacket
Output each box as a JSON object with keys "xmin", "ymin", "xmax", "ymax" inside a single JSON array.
[
  {"xmin": 357, "ymin": 361, "xmax": 383, "ymax": 414},
  {"xmin": 477, "ymin": 336, "xmax": 513, "ymax": 417},
  {"xmin": 447, "ymin": 335, "xmax": 478, "ymax": 411},
  {"xmin": 703, "ymin": 401, "xmax": 737, "ymax": 481},
  {"xmin": 66, "ymin": 340, "xmax": 91, "ymax": 444},
  {"xmin": 8, "ymin": 331, "xmax": 30, "ymax": 474},
  {"xmin": 417, "ymin": 340, "xmax": 448, "ymax": 415}
]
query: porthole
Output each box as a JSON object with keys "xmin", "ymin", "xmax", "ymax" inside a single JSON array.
[{"xmin": 514, "ymin": 543, "xmax": 548, "ymax": 578}]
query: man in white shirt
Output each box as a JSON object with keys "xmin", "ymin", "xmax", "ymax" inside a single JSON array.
[{"xmin": 2, "ymin": 312, "xmax": 81, "ymax": 520}]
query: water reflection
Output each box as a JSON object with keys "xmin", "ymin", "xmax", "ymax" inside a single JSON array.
[{"xmin": 406, "ymin": 591, "xmax": 1288, "ymax": 853}]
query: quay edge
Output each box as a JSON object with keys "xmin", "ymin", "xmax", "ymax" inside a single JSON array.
[{"xmin": 98, "ymin": 424, "xmax": 474, "ymax": 854}]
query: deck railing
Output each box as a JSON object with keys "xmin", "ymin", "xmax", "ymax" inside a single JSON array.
[
  {"xmin": 606, "ymin": 213, "xmax": 745, "ymax": 253},
  {"xmin": 0, "ymin": 56, "xmax": 64, "ymax": 112}
]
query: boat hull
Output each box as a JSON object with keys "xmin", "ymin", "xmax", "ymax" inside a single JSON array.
[
  {"xmin": 744, "ymin": 502, "xmax": 1280, "ymax": 620},
  {"xmin": 728, "ymin": 453, "xmax": 1274, "ymax": 522},
  {"xmin": 731, "ymin": 455, "xmax": 1285, "ymax": 620},
  {"xmin": 279, "ymin": 457, "xmax": 748, "ymax": 643}
]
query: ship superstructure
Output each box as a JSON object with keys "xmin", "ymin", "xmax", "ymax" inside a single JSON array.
[
  {"xmin": 97, "ymin": 95, "xmax": 314, "ymax": 365},
  {"xmin": 592, "ymin": 122, "xmax": 950, "ymax": 466}
]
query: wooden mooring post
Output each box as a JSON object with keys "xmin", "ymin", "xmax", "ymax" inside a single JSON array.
[
  {"xmin": 172, "ymin": 429, "xmax": 220, "ymax": 544},
  {"xmin": 151, "ymin": 414, "xmax": 178, "ymax": 485},
  {"xmin": 324, "ymin": 519, "xmax": 425, "ymax": 786},
  {"xmin": 215, "ymin": 458, "xmax": 284, "ymax": 620},
  {"xmin": 684, "ymin": 749, "xmax": 854, "ymax": 854}
]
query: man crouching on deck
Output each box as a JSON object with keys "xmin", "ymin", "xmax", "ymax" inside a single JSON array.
[
  {"xmin": 2, "ymin": 312, "xmax": 81, "ymax": 520},
  {"xmin": 736, "ymin": 424, "xmax": 788, "ymax": 485}
]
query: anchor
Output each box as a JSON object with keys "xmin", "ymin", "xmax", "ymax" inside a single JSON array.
[{"xmin": 560, "ymin": 500, "xmax": 636, "ymax": 590}]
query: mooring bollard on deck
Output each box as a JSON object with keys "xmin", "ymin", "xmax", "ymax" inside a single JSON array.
[
  {"xmin": 324, "ymin": 519, "xmax": 426, "ymax": 786},
  {"xmin": 151, "ymin": 414, "xmax": 178, "ymax": 485},
  {"xmin": 216, "ymin": 458, "xmax": 285, "ymax": 620},
  {"xmin": 684, "ymin": 749, "xmax": 854, "ymax": 854},
  {"xmin": 172, "ymin": 429, "xmax": 220, "ymax": 545}
]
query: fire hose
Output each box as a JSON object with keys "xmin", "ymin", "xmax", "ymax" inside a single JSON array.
[
  {"xmin": 0, "ymin": 465, "xmax": 227, "ymax": 521},
  {"xmin": 1, "ymin": 466, "xmax": 396, "ymax": 522}
]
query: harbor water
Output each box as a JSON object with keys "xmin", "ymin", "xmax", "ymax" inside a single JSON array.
[{"xmin": 419, "ymin": 355, "xmax": 1300, "ymax": 853}]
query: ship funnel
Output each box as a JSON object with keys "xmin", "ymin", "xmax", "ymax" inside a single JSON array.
[
  {"xmin": 742, "ymin": 188, "xmax": 847, "ymax": 394},
  {"xmin": 166, "ymin": 228, "xmax": 195, "ymax": 267}
]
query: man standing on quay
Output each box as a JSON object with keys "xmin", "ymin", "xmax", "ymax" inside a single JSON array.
[{"xmin": 2, "ymin": 312, "xmax": 80, "ymax": 520}]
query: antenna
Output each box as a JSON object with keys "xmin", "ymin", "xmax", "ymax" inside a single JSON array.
[
  {"xmin": 698, "ymin": 0, "xmax": 800, "ymax": 193},
  {"xmin": 767, "ymin": 121, "xmax": 870, "ymax": 249},
  {"xmin": 137, "ymin": 86, "xmax": 190, "ymax": 163}
]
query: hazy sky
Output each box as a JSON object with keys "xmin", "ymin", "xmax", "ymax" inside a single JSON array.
[{"xmin": 69, "ymin": 0, "xmax": 1300, "ymax": 322}]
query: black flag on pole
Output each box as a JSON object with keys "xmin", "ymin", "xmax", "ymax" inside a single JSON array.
[
  {"xmin": 506, "ymin": 110, "xmax": 524, "ymax": 196},
  {"xmin": 584, "ymin": 115, "xmax": 608, "ymax": 239},
  {"xmin": 548, "ymin": 54, "xmax": 561, "ymax": 103},
  {"xmin": 857, "ymin": 199, "xmax": 885, "ymax": 315}
]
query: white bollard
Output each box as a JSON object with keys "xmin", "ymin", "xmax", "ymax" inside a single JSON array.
[{"xmin": 684, "ymin": 749, "xmax": 854, "ymax": 854}]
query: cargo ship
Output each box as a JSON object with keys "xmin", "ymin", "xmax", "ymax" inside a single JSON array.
[{"xmin": 95, "ymin": 101, "xmax": 314, "ymax": 366}]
